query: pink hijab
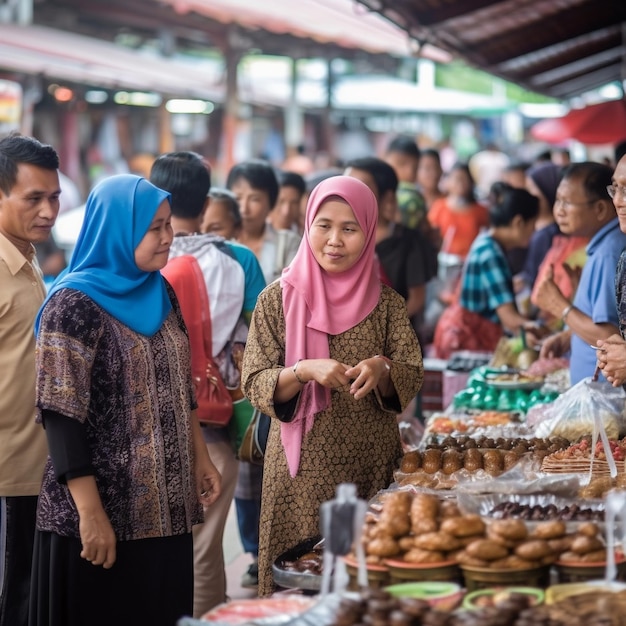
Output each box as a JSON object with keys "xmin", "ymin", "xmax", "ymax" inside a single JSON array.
[{"xmin": 279, "ymin": 175, "xmax": 381, "ymax": 477}]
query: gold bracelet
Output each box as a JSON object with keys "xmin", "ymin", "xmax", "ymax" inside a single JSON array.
[{"xmin": 292, "ymin": 359, "xmax": 305, "ymax": 384}]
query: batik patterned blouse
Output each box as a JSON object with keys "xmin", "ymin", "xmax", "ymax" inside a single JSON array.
[{"xmin": 35, "ymin": 284, "xmax": 203, "ymax": 541}]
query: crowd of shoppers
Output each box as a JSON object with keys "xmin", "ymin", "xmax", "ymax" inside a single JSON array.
[{"xmin": 4, "ymin": 126, "xmax": 626, "ymax": 626}]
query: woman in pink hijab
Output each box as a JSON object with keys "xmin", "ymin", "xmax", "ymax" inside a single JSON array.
[{"xmin": 241, "ymin": 175, "xmax": 423, "ymax": 595}]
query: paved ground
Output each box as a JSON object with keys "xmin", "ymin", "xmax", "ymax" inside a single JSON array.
[{"xmin": 223, "ymin": 501, "xmax": 258, "ymax": 601}]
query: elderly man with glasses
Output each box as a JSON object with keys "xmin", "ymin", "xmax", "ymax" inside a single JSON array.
[
  {"xmin": 593, "ymin": 155, "xmax": 626, "ymax": 386},
  {"xmin": 531, "ymin": 161, "xmax": 626, "ymax": 384}
]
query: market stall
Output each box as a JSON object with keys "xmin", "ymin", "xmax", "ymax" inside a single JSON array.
[{"xmin": 181, "ymin": 346, "xmax": 626, "ymax": 626}]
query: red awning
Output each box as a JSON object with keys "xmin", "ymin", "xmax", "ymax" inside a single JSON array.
[
  {"xmin": 0, "ymin": 23, "xmax": 222, "ymax": 100},
  {"xmin": 164, "ymin": 0, "xmax": 449, "ymax": 62},
  {"xmin": 530, "ymin": 99, "xmax": 626, "ymax": 145}
]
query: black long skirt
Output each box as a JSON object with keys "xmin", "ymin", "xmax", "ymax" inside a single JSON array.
[{"xmin": 29, "ymin": 531, "xmax": 193, "ymax": 626}]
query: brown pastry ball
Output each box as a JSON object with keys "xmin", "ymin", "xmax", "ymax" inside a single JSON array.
[
  {"xmin": 441, "ymin": 449, "xmax": 463, "ymax": 475},
  {"xmin": 580, "ymin": 549, "xmax": 609, "ymax": 562},
  {"xmin": 541, "ymin": 553, "xmax": 559, "ymax": 566},
  {"xmin": 464, "ymin": 448, "xmax": 483, "ymax": 472},
  {"xmin": 446, "ymin": 548, "xmax": 466, "ymax": 562},
  {"xmin": 373, "ymin": 517, "xmax": 410, "ymax": 539},
  {"xmin": 577, "ymin": 522, "xmax": 600, "ymax": 538},
  {"xmin": 503, "ymin": 451, "xmax": 521, "ymax": 471},
  {"xmin": 455, "ymin": 551, "xmax": 489, "ymax": 568},
  {"xmin": 514, "ymin": 539, "xmax": 553, "ymax": 561},
  {"xmin": 422, "ymin": 448, "xmax": 443, "ymax": 474},
  {"xmin": 465, "ymin": 539, "xmax": 509, "ymax": 561},
  {"xmin": 398, "ymin": 536, "xmax": 417, "ymax": 552},
  {"xmin": 366, "ymin": 537, "xmax": 401, "ymax": 557},
  {"xmin": 486, "ymin": 528, "xmax": 519, "ymax": 549},
  {"xmin": 382, "ymin": 490, "xmax": 413, "ymax": 513},
  {"xmin": 531, "ymin": 520, "xmax": 567, "ymax": 540},
  {"xmin": 439, "ymin": 500, "xmax": 461, "ymax": 519},
  {"xmin": 441, "ymin": 515, "xmax": 485, "ymax": 538},
  {"xmin": 548, "ymin": 536, "xmax": 575, "ymax": 554},
  {"xmin": 414, "ymin": 531, "xmax": 461, "ymax": 552},
  {"xmin": 458, "ymin": 534, "xmax": 486, "ymax": 548},
  {"xmin": 491, "ymin": 555, "xmax": 540, "ymax": 570},
  {"xmin": 403, "ymin": 548, "xmax": 446, "ymax": 564},
  {"xmin": 400, "ymin": 450, "xmax": 422, "ymax": 474},
  {"xmin": 365, "ymin": 554, "xmax": 384, "ymax": 565},
  {"xmin": 411, "ymin": 518, "xmax": 439, "ymax": 536},
  {"xmin": 570, "ymin": 535, "xmax": 604, "ymax": 555},
  {"xmin": 558, "ymin": 551, "xmax": 580, "ymax": 563},
  {"xmin": 490, "ymin": 519, "xmax": 528, "ymax": 541},
  {"xmin": 482, "ymin": 449, "xmax": 504, "ymax": 475},
  {"xmin": 410, "ymin": 493, "xmax": 439, "ymax": 523}
]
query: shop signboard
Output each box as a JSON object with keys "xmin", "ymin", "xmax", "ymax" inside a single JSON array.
[{"xmin": 0, "ymin": 79, "xmax": 22, "ymax": 133}]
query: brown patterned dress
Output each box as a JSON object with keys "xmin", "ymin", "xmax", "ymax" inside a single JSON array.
[{"xmin": 241, "ymin": 282, "xmax": 423, "ymax": 595}]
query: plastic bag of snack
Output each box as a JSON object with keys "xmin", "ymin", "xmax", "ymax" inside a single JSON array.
[{"xmin": 528, "ymin": 378, "xmax": 626, "ymax": 442}]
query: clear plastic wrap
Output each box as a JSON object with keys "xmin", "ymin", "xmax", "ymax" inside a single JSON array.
[
  {"xmin": 527, "ymin": 378, "xmax": 626, "ymax": 442},
  {"xmin": 454, "ymin": 459, "xmax": 582, "ymax": 497},
  {"xmin": 456, "ymin": 490, "xmax": 604, "ymax": 525}
]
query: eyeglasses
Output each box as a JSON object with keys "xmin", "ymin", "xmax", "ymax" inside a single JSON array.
[{"xmin": 607, "ymin": 184, "xmax": 626, "ymax": 199}]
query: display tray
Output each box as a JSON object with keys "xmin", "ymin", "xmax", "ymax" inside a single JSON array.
[
  {"xmin": 545, "ymin": 580, "xmax": 626, "ymax": 604},
  {"xmin": 200, "ymin": 595, "xmax": 317, "ymax": 624},
  {"xmin": 556, "ymin": 556, "xmax": 625, "ymax": 567},
  {"xmin": 384, "ymin": 559, "xmax": 458, "ymax": 569},
  {"xmin": 486, "ymin": 378, "xmax": 544, "ymax": 391},
  {"xmin": 462, "ymin": 586, "xmax": 545, "ymax": 610},
  {"xmin": 272, "ymin": 536, "xmax": 324, "ymax": 592},
  {"xmin": 385, "ymin": 581, "xmax": 464, "ymax": 611},
  {"xmin": 459, "ymin": 563, "xmax": 551, "ymax": 591},
  {"xmin": 456, "ymin": 491, "xmax": 605, "ymax": 526}
]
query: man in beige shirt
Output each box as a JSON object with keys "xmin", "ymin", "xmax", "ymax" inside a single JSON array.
[{"xmin": 0, "ymin": 134, "xmax": 61, "ymax": 626}]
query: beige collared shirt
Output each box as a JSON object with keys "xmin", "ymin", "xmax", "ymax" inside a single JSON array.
[{"xmin": 0, "ymin": 231, "xmax": 48, "ymax": 496}]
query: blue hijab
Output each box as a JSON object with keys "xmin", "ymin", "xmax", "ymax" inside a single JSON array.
[{"xmin": 35, "ymin": 174, "xmax": 172, "ymax": 337}]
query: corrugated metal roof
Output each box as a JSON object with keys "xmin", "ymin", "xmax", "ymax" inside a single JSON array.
[{"xmin": 355, "ymin": 0, "xmax": 626, "ymax": 99}]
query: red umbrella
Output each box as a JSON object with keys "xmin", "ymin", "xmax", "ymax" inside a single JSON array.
[{"xmin": 530, "ymin": 99, "xmax": 626, "ymax": 145}]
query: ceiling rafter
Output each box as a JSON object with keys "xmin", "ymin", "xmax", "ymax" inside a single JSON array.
[{"xmin": 354, "ymin": 0, "xmax": 626, "ymax": 99}]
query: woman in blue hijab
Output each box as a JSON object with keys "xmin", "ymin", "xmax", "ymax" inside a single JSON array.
[{"xmin": 30, "ymin": 175, "xmax": 221, "ymax": 626}]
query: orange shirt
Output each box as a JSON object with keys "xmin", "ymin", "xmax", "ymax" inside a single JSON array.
[{"xmin": 428, "ymin": 198, "xmax": 490, "ymax": 257}]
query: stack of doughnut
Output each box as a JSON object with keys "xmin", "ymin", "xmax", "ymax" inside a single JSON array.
[
  {"xmin": 359, "ymin": 492, "xmax": 614, "ymax": 569},
  {"xmin": 455, "ymin": 519, "xmax": 562, "ymax": 569},
  {"xmin": 362, "ymin": 492, "xmax": 485, "ymax": 565}
]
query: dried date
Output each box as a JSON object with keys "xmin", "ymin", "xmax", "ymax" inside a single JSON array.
[{"xmin": 489, "ymin": 502, "xmax": 603, "ymax": 522}]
